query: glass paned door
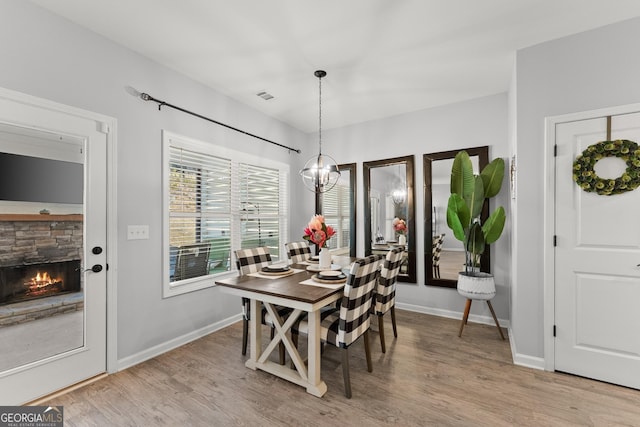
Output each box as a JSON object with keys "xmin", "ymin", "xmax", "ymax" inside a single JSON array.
[
  {"xmin": 0, "ymin": 126, "xmax": 85, "ymax": 372},
  {"xmin": 0, "ymin": 91, "xmax": 108, "ymax": 405}
]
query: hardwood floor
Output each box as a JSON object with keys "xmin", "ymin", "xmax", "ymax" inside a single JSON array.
[
  {"xmin": 43, "ymin": 310, "xmax": 639, "ymax": 426},
  {"xmin": 435, "ymin": 250, "xmax": 466, "ymax": 281}
]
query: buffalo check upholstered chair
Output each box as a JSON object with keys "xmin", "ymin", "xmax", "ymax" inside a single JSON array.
[
  {"xmin": 234, "ymin": 247, "xmax": 290, "ymax": 363},
  {"xmin": 372, "ymin": 246, "xmax": 404, "ymax": 353},
  {"xmin": 285, "ymin": 241, "xmax": 312, "ymax": 264},
  {"xmin": 432, "ymin": 233, "xmax": 445, "ymax": 278},
  {"xmin": 292, "ymin": 254, "xmax": 384, "ymax": 398}
]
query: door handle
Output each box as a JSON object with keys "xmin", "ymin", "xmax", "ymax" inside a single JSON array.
[{"xmin": 84, "ymin": 264, "xmax": 103, "ymax": 273}]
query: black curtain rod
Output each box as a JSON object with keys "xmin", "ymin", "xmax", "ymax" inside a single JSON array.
[{"xmin": 139, "ymin": 92, "xmax": 301, "ymax": 154}]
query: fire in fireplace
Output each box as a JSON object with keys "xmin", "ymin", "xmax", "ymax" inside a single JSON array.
[{"xmin": 0, "ymin": 260, "xmax": 81, "ymax": 305}]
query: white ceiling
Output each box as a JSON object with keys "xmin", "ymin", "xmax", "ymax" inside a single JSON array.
[{"xmin": 30, "ymin": 0, "xmax": 640, "ymax": 133}]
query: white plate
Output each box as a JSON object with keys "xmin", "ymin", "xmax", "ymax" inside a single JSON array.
[
  {"xmin": 318, "ymin": 270, "xmax": 342, "ymax": 277},
  {"xmin": 306, "ymin": 264, "xmax": 342, "ymax": 272}
]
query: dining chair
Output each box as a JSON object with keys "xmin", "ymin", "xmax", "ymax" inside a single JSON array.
[
  {"xmin": 432, "ymin": 233, "xmax": 445, "ymax": 278},
  {"xmin": 372, "ymin": 246, "xmax": 404, "ymax": 353},
  {"xmin": 173, "ymin": 242, "xmax": 211, "ymax": 281},
  {"xmin": 292, "ymin": 254, "xmax": 384, "ymax": 398},
  {"xmin": 285, "ymin": 241, "xmax": 312, "ymax": 264},
  {"xmin": 234, "ymin": 247, "xmax": 291, "ymax": 363}
]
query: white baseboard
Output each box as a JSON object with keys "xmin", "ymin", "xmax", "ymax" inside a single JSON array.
[
  {"xmin": 507, "ymin": 327, "xmax": 545, "ymax": 370},
  {"xmin": 395, "ymin": 302, "xmax": 511, "ymax": 329},
  {"xmin": 115, "ymin": 308, "xmax": 546, "ymax": 376},
  {"xmin": 395, "ymin": 303, "xmax": 547, "ymax": 370},
  {"xmin": 117, "ymin": 314, "xmax": 242, "ymax": 372}
]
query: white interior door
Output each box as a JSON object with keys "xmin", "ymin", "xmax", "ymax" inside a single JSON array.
[
  {"xmin": 555, "ymin": 112, "xmax": 640, "ymax": 389},
  {"xmin": 0, "ymin": 90, "xmax": 108, "ymax": 404}
]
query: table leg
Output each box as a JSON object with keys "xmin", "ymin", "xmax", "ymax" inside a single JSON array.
[
  {"xmin": 245, "ymin": 298, "xmax": 261, "ymax": 370},
  {"xmin": 306, "ymin": 308, "xmax": 327, "ymax": 397}
]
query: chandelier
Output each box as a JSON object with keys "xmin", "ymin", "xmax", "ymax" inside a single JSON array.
[
  {"xmin": 391, "ymin": 189, "xmax": 406, "ymax": 205},
  {"xmin": 300, "ymin": 70, "xmax": 340, "ymax": 193}
]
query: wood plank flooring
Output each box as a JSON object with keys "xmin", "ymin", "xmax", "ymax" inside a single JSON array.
[
  {"xmin": 43, "ymin": 310, "xmax": 640, "ymax": 426},
  {"xmin": 437, "ymin": 250, "xmax": 466, "ymax": 281}
]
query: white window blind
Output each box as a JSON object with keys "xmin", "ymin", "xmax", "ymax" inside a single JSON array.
[
  {"xmin": 323, "ymin": 183, "xmax": 350, "ymax": 251},
  {"xmin": 163, "ymin": 130, "xmax": 289, "ymax": 298},
  {"xmin": 236, "ymin": 163, "xmax": 283, "ymax": 260}
]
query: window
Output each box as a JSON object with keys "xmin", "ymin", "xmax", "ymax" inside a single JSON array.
[
  {"xmin": 163, "ymin": 131, "xmax": 289, "ymax": 297},
  {"xmin": 322, "ymin": 164, "xmax": 355, "ymax": 256}
]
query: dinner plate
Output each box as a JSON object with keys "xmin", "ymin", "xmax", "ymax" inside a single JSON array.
[
  {"xmin": 262, "ymin": 265, "xmax": 290, "ymax": 273},
  {"xmin": 307, "ymin": 256, "xmax": 319, "ymax": 264},
  {"xmin": 317, "ymin": 270, "xmax": 346, "ymax": 280},
  {"xmin": 306, "ymin": 264, "xmax": 342, "ymax": 272},
  {"xmin": 312, "ymin": 273, "xmax": 347, "ymax": 284}
]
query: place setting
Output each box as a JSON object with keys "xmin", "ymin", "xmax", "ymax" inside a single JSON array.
[
  {"xmin": 306, "ymin": 262, "xmax": 341, "ymax": 272},
  {"xmin": 297, "ymin": 255, "xmax": 320, "ymax": 266},
  {"xmin": 247, "ymin": 264, "xmax": 301, "ymax": 279},
  {"xmin": 300, "ymin": 269, "xmax": 348, "ymax": 289}
]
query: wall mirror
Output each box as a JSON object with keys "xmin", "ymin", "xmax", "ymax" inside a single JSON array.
[
  {"xmin": 364, "ymin": 156, "xmax": 416, "ymax": 282},
  {"xmin": 423, "ymin": 146, "xmax": 489, "ymax": 288},
  {"xmin": 317, "ymin": 163, "xmax": 356, "ymax": 257}
]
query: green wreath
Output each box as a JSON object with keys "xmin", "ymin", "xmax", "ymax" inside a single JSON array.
[{"xmin": 573, "ymin": 139, "xmax": 640, "ymax": 196}]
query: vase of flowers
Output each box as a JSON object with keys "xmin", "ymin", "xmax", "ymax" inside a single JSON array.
[
  {"xmin": 393, "ymin": 217, "xmax": 407, "ymax": 245},
  {"xmin": 303, "ymin": 214, "xmax": 336, "ymax": 268}
]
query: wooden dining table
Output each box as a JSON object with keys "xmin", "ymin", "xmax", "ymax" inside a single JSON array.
[{"xmin": 215, "ymin": 256, "xmax": 354, "ymax": 397}]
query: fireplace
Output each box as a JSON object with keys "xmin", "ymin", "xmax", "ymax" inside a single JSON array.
[{"xmin": 0, "ymin": 260, "xmax": 82, "ymax": 305}]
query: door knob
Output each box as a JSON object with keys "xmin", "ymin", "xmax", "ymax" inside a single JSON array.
[{"xmin": 85, "ymin": 264, "xmax": 103, "ymax": 273}]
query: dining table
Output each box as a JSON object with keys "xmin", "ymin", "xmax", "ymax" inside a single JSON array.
[{"xmin": 215, "ymin": 255, "xmax": 355, "ymax": 397}]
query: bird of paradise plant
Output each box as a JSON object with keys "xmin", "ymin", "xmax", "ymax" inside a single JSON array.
[{"xmin": 447, "ymin": 150, "xmax": 506, "ymax": 275}]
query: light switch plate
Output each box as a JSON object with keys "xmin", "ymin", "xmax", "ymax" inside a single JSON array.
[{"xmin": 127, "ymin": 225, "xmax": 149, "ymax": 240}]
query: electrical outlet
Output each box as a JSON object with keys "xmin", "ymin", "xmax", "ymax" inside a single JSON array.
[{"xmin": 127, "ymin": 225, "xmax": 149, "ymax": 240}]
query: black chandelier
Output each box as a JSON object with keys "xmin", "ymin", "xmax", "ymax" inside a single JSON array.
[{"xmin": 299, "ymin": 70, "xmax": 340, "ymax": 193}]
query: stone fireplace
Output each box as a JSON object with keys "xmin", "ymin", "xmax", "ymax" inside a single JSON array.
[
  {"xmin": 0, "ymin": 214, "xmax": 83, "ymax": 325},
  {"xmin": 0, "ymin": 259, "xmax": 81, "ymax": 304}
]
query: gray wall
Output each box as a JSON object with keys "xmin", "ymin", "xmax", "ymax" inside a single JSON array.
[
  {"xmin": 293, "ymin": 94, "xmax": 511, "ymax": 321},
  {"xmin": 0, "ymin": 1, "xmax": 306, "ymax": 362},
  {"xmin": 513, "ymin": 17, "xmax": 640, "ymax": 360},
  {"xmin": 7, "ymin": 0, "xmax": 634, "ymax": 368}
]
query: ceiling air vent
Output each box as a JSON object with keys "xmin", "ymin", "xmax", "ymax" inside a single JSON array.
[{"xmin": 256, "ymin": 91, "xmax": 274, "ymax": 101}]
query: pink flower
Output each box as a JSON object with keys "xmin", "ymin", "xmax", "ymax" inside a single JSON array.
[
  {"xmin": 303, "ymin": 214, "xmax": 336, "ymax": 247},
  {"xmin": 393, "ymin": 217, "xmax": 407, "ymax": 235}
]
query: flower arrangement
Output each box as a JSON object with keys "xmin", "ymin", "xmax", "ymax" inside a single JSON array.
[
  {"xmin": 303, "ymin": 214, "xmax": 336, "ymax": 248},
  {"xmin": 393, "ymin": 218, "xmax": 407, "ymax": 236}
]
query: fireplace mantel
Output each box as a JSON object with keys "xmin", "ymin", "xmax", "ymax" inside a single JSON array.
[{"xmin": 0, "ymin": 214, "xmax": 83, "ymax": 222}]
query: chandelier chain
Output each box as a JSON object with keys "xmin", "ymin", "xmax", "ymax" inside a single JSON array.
[{"xmin": 318, "ymin": 73, "xmax": 322, "ymax": 155}]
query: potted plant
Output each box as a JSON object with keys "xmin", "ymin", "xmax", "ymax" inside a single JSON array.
[{"xmin": 446, "ymin": 150, "xmax": 506, "ymax": 299}]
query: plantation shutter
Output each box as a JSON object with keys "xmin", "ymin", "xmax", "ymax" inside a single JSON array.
[
  {"xmin": 235, "ymin": 162, "xmax": 286, "ymax": 262},
  {"xmin": 323, "ymin": 183, "xmax": 350, "ymax": 250},
  {"xmin": 169, "ymin": 146, "xmax": 232, "ymax": 281}
]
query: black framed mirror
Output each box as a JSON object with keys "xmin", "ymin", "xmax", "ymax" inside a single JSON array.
[
  {"xmin": 423, "ymin": 146, "xmax": 489, "ymax": 288},
  {"xmin": 316, "ymin": 163, "xmax": 356, "ymax": 257},
  {"xmin": 364, "ymin": 155, "xmax": 416, "ymax": 282}
]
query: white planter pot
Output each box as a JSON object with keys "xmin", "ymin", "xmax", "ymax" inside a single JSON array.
[
  {"xmin": 457, "ymin": 272, "xmax": 496, "ymax": 300},
  {"xmin": 398, "ymin": 234, "xmax": 406, "ymax": 245}
]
